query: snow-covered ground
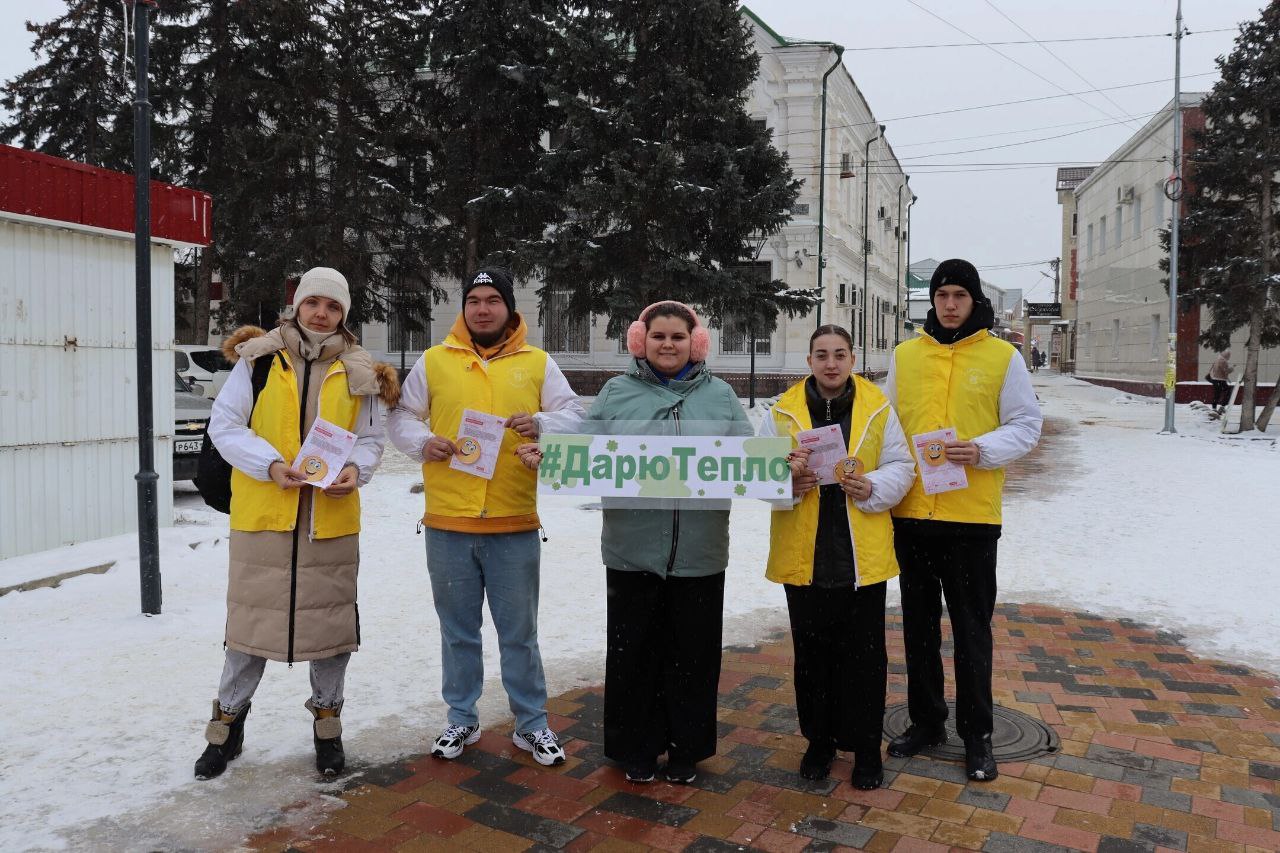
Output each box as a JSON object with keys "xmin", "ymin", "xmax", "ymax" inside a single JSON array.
[{"xmin": 0, "ymin": 374, "xmax": 1276, "ymax": 851}]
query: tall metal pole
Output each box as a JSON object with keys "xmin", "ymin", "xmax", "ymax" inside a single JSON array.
[
  {"xmin": 906, "ymin": 194, "xmax": 917, "ymax": 334},
  {"xmin": 895, "ymin": 176, "xmax": 908, "ymax": 347},
  {"xmin": 131, "ymin": 0, "xmax": 161, "ymax": 615},
  {"xmin": 862, "ymin": 125, "xmax": 884, "ymax": 372},
  {"xmin": 1162, "ymin": 0, "xmax": 1184, "ymax": 434},
  {"xmin": 815, "ymin": 46, "xmax": 845, "ymax": 327}
]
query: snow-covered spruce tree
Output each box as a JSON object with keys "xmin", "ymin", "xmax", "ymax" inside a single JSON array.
[
  {"xmin": 186, "ymin": 0, "xmax": 440, "ymax": 332},
  {"xmin": 1170, "ymin": 1, "xmax": 1280, "ymax": 430},
  {"xmin": 0, "ymin": 0, "xmax": 177, "ymax": 175},
  {"xmin": 539, "ymin": 0, "xmax": 809, "ymax": 340},
  {"xmin": 152, "ymin": 0, "xmax": 279, "ymax": 342},
  {"xmin": 421, "ymin": 0, "xmax": 568, "ymax": 283}
]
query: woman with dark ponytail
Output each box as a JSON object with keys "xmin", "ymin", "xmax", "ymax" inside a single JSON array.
[{"xmin": 758, "ymin": 325, "xmax": 915, "ymax": 788}]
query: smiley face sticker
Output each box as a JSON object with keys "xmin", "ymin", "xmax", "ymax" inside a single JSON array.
[
  {"xmin": 922, "ymin": 440, "xmax": 947, "ymax": 467},
  {"xmin": 300, "ymin": 456, "xmax": 329, "ymax": 482},
  {"xmin": 456, "ymin": 436, "xmax": 483, "ymax": 464},
  {"xmin": 834, "ymin": 457, "xmax": 864, "ymax": 483}
]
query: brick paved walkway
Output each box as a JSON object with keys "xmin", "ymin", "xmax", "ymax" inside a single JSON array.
[{"xmin": 249, "ymin": 604, "xmax": 1280, "ymax": 852}]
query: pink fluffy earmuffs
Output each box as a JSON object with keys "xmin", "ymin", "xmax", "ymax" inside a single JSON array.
[{"xmin": 626, "ymin": 301, "xmax": 711, "ymax": 364}]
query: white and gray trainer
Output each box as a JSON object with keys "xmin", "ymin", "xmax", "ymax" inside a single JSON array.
[
  {"xmin": 431, "ymin": 723, "xmax": 481, "ymax": 760},
  {"xmin": 513, "ymin": 728, "xmax": 566, "ymax": 766}
]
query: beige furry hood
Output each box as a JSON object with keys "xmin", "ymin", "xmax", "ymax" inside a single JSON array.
[{"xmin": 221, "ymin": 325, "xmax": 400, "ymax": 407}]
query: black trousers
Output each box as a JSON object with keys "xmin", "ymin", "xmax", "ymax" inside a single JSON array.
[
  {"xmin": 604, "ymin": 569, "xmax": 724, "ymax": 765},
  {"xmin": 784, "ymin": 581, "xmax": 887, "ymax": 761},
  {"xmin": 895, "ymin": 530, "xmax": 998, "ymax": 740},
  {"xmin": 1210, "ymin": 379, "xmax": 1231, "ymax": 408}
]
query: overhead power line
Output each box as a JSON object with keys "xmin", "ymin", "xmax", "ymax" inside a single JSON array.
[
  {"xmin": 982, "ymin": 0, "xmax": 1143, "ymax": 131},
  {"xmin": 893, "ymin": 111, "xmax": 1161, "ymax": 149},
  {"xmin": 781, "ymin": 113, "xmax": 1159, "ymax": 166},
  {"xmin": 768, "ymin": 71, "xmax": 1217, "ymax": 139},
  {"xmin": 904, "ymin": 0, "xmax": 1140, "ymax": 131},
  {"xmin": 843, "ymin": 27, "xmax": 1235, "ymax": 51}
]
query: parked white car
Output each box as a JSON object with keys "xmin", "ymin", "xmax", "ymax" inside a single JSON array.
[{"xmin": 175, "ymin": 345, "xmax": 232, "ymax": 399}]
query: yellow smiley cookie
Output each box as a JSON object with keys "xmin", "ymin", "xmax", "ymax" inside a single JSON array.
[
  {"xmin": 834, "ymin": 457, "xmax": 864, "ymax": 483},
  {"xmin": 456, "ymin": 437, "xmax": 483, "ymax": 464},
  {"xmin": 301, "ymin": 456, "xmax": 328, "ymax": 482},
  {"xmin": 922, "ymin": 440, "xmax": 946, "ymax": 467}
]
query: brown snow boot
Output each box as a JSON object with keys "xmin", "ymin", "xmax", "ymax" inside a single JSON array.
[
  {"xmin": 307, "ymin": 699, "xmax": 345, "ymax": 776},
  {"xmin": 195, "ymin": 700, "xmax": 250, "ymax": 780}
]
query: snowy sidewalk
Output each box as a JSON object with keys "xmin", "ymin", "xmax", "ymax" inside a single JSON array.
[
  {"xmin": 3, "ymin": 372, "xmax": 1279, "ymax": 850},
  {"xmin": 247, "ymin": 603, "xmax": 1280, "ymax": 852}
]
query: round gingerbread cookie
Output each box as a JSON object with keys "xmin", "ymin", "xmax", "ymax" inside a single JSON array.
[
  {"xmin": 456, "ymin": 436, "xmax": 483, "ymax": 464},
  {"xmin": 834, "ymin": 457, "xmax": 864, "ymax": 483},
  {"xmin": 301, "ymin": 455, "xmax": 329, "ymax": 483}
]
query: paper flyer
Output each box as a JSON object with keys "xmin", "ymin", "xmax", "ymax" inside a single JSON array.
[
  {"xmin": 449, "ymin": 409, "xmax": 505, "ymax": 480},
  {"xmin": 794, "ymin": 424, "xmax": 848, "ymax": 486},
  {"xmin": 292, "ymin": 417, "xmax": 358, "ymax": 489},
  {"xmin": 912, "ymin": 427, "xmax": 968, "ymax": 495}
]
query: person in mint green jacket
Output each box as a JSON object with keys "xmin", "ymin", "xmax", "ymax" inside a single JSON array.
[{"xmin": 587, "ymin": 300, "xmax": 751, "ymax": 785}]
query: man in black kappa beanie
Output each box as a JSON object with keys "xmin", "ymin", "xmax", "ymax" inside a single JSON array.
[{"xmin": 462, "ymin": 268, "xmax": 517, "ymax": 318}]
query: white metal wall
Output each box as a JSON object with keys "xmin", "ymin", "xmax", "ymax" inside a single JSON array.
[{"xmin": 0, "ymin": 217, "xmax": 175, "ymax": 560}]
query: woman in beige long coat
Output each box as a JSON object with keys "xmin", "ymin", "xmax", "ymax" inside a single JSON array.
[{"xmin": 196, "ymin": 267, "xmax": 398, "ymax": 780}]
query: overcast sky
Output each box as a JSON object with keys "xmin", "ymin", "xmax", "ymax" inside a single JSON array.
[{"xmin": 1, "ymin": 1, "xmax": 1263, "ymax": 301}]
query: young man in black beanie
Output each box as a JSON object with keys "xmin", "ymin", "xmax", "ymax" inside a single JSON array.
[{"xmin": 884, "ymin": 258, "xmax": 1042, "ymax": 781}]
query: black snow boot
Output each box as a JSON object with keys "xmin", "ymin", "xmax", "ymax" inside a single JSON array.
[
  {"xmin": 307, "ymin": 699, "xmax": 345, "ymax": 776},
  {"xmin": 964, "ymin": 734, "xmax": 998, "ymax": 782},
  {"xmin": 887, "ymin": 723, "xmax": 946, "ymax": 758},
  {"xmin": 195, "ymin": 701, "xmax": 250, "ymax": 780}
]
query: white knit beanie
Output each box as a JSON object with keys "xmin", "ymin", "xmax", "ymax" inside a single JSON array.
[{"xmin": 293, "ymin": 267, "xmax": 351, "ymax": 319}]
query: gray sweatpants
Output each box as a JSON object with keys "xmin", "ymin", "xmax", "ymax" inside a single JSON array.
[{"xmin": 217, "ymin": 649, "xmax": 351, "ymax": 715}]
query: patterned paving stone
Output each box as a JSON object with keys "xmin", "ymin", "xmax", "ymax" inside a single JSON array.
[{"xmin": 245, "ymin": 603, "xmax": 1279, "ymax": 852}]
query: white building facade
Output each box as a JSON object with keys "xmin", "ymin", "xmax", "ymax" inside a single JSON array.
[
  {"xmin": 360, "ymin": 8, "xmax": 908, "ymax": 389},
  {"xmin": 1074, "ymin": 95, "xmax": 1279, "ymax": 399}
]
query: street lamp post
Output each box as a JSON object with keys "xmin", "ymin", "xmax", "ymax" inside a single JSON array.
[
  {"xmin": 815, "ymin": 45, "xmax": 845, "ymax": 327},
  {"xmin": 895, "ymin": 176, "xmax": 909, "ymax": 348},
  {"xmin": 906, "ymin": 193, "xmax": 918, "ymax": 335},
  {"xmin": 130, "ymin": 0, "xmax": 161, "ymax": 615},
  {"xmin": 862, "ymin": 125, "xmax": 884, "ymax": 373},
  {"xmin": 1162, "ymin": 0, "xmax": 1185, "ymax": 434}
]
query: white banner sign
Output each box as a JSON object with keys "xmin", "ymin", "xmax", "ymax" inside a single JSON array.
[{"xmin": 536, "ymin": 434, "xmax": 793, "ymax": 500}]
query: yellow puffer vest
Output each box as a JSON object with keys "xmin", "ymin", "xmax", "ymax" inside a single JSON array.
[
  {"xmin": 421, "ymin": 338, "xmax": 548, "ymax": 532},
  {"xmin": 765, "ymin": 376, "xmax": 900, "ymax": 587},
  {"xmin": 230, "ymin": 352, "xmax": 363, "ymax": 537},
  {"xmin": 891, "ymin": 329, "xmax": 1015, "ymax": 525}
]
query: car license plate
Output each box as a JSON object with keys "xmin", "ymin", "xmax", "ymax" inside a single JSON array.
[{"xmin": 175, "ymin": 439, "xmax": 203, "ymax": 453}]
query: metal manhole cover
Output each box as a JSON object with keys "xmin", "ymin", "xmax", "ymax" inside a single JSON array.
[{"xmin": 883, "ymin": 703, "xmax": 1059, "ymax": 763}]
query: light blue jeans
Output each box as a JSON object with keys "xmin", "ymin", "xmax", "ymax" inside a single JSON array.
[{"xmin": 425, "ymin": 529, "xmax": 548, "ymax": 733}]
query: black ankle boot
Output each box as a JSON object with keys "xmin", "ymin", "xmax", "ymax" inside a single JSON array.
[
  {"xmin": 799, "ymin": 740, "xmax": 836, "ymax": 781},
  {"xmin": 851, "ymin": 753, "xmax": 884, "ymax": 790},
  {"xmin": 887, "ymin": 724, "xmax": 946, "ymax": 758},
  {"xmin": 195, "ymin": 701, "xmax": 250, "ymax": 780},
  {"xmin": 307, "ymin": 699, "xmax": 345, "ymax": 776},
  {"xmin": 964, "ymin": 734, "xmax": 998, "ymax": 781}
]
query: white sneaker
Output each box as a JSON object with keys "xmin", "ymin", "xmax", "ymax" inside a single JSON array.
[
  {"xmin": 513, "ymin": 728, "xmax": 566, "ymax": 766},
  {"xmin": 431, "ymin": 723, "xmax": 481, "ymax": 759}
]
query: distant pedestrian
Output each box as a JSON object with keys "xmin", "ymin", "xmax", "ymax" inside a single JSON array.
[
  {"xmin": 886, "ymin": 259, "xmax": 1042, "ymax": 782},
  {"xmin": 759, "ymin": 325, "xmax": 916, "ymax": 789},
  {"xmin": 1208, "ymin": 350, "xmax": 1232, "ymax": 412},
  {"xmin": 196, "ymin": 267, "xmax": 399, "ymax": 780},
  {"xmin": 1029, "ymin": 345, "xmax": 1040, "ymax": 373}
]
